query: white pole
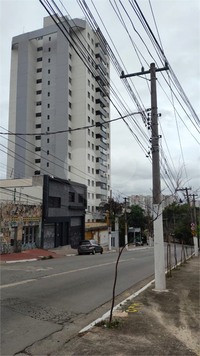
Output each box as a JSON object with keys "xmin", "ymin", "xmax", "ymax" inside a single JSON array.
[{"xmin": 153, "ymin": 204, "xmax": 166, "ymax": 290}]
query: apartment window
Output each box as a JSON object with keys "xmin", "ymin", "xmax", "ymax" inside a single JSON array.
[
  {"xmin": 88, "ymin": 116, "xmax": 90, "ymax": 123},
  {"xmin": 88, "ymin": 141, "xmax": 90, "ymax": 148},
  {"xmin": 87, "ymin": 32, "xmax": 90, "ymax": 39},
  {"xmin": 36, "ymin": 112, "xmax": 41, "ymax": 117},
  {"xmin": 91, "ymin": 38, "xmax": 94, "ymax": 45},
  {"xmin": 47, "ymin": 139, "xmax": 49, "ymax": 143},
  {"xmin": 48, "ymin": 47, "xmax": 51, "ymax": 52},
  {"xmin": 36, "ymin": 101, "xmax": 42, "ymax": 106},
  {"xmin": 48, "ymin": 69, "xmax": 50, "ymax": 74},
  {"xmin": 35, "ymin": 170, "xmax": 40, "ymax": 175},
  {"xmin": 35, "ymin": 159, "xmax": 41, "ymax": 163},
  {"xmin": 92, "ymin": 143, "xmax": 94, "ymax": 150},
  {"xmin": 47, "ymin": 103, "xmax": 50, "ymax": 108},
  {"xmin": 92, "ymin": 168, "xmax": 94, "ymax": 174},
  {"xmin": 35, "ymin": 147, "xmax": 41, "ymax": 152},
  {"xmin": 92, "ymin": 119, "xmax": 94, "ymax": 125},
  {"xmin": 88, "ymin": 180, "xmax": 90, "ymax": 186},
  {"xmin": 48, "ymin": 80, "xmax": 50, "ymax": 85},
  {"xmin": 88, "ymin": 129, "xmax": 90, "ymax": 135},
  {"xmin": 68, "ymin": 152, "xmax": 71, "ymax": 159},
  {"xmin": 47, "ymin": 162, "xmax": 49, "ymax": 167},
  {"xmin": 88, "ymin": 92, "xmax": 90, "ymax": 99},
  {"xmin": 92, "ymin": 181, "xmax": 94, "ymax": 187},
  {"xmin": 68, "ymin": 166, "xmax": 71, "ymax": 172},
  {"xmin": 69, "ymin": 102, "xmax": 72, "ymax": 109},
  {"xmin": 88, "ymin": 104, "xmax": 90, "ymax": 110},
  {"xmin": 92, "ymin": 84, "xmax": 94, "ymax": 90},
  {"xmin": 48, "ymin": 92, "xmax": 50, "ymax": 97},
  {"xmin": 69, "ymin": 114, "xmax": 72, "ymax": 121},
  {"xmin": 47, "ymin": 150, "xmax": 49, "ymax": 155},
  {"xmin": 36, "ymin": 79, "xmax": 42, "ymax": 84},
  {"xmin": 35, "ymin": 136, "xmax": 41, "ymax": 140},
  {"xmin": 88, "ymin": 153, "xmax": 90, "ymax": 160},
  {"xmin": 92, "ymin": 96, "xmax": 94, "ymax": 102},
  {"xmin": 37, "ymin": 57, "xmax": 42, "ymax": 62},
  {"xmin": 88, "ymin": 166, "xmax": 90, "ymax": 173},
  {"xmin": 47, "ymin": 115, "xmax": 50, "ymax": 120},
  {"xmin": 69, "ymin": 77, "xmax": 72, "ymax": 84},
  {"xmin": 36, "ymin": 90, "xmax": 42, "ymax": 95},
  {"xmin": 92, "ymin": 156, "xmax": 94, "ymax": 162},
  {"xmin": 49, "ymin": 36, "xmax": 51, "ymax": 41},
  {"xmin": 69, "ymin": 192, "xmax": 75, "ymax": 202},
  {"xmin": 35, "ymin": 124, "xmax": 41, "ymax": 129},
  {"xmin": 48, "ymin": 58, "xmax": 51, "ymax": 63},
  {"xmin": 48, "ymin": 196, "xmax": 61, "ymax": 208},
  {"xmin": 37, "ymin": 36, "xmax": 43, "ymax": 40},
  {"xmin": 68, "ymin": 140, "xmax": 71, "ymax": 146},
  {"xmin": 88, "ymin": 193, "xmax": 90, "ymax": 199},
  {"xmin": 69, "ymin": 89, "xmax": 72, "ymax": 96},
  {"xmin": 69, "ymin": 64, "xmax": 72, "ymax": 71},
  {"xmin": 37, "ymin": 68, "xmax": 42, "ymax": 73},
  {"xmin": 88, "ymin": 44, "xmax": 90, "ymax": 51},
  {"xmin": 37, "ymin": 47, "xmax": 43, "ymax": 51},
  {"xmin": 88, "ymin": 79, "xmax": 90, "ymax": 86},
  {"xmin": 92, "ymin": 108, "xmax": 94, "ymax": 114},
  {"xmin": 92, "ymin": 131, "xmax": 94, "ymax": 138},
  {"xmin": 69, "ymin": 53, "xmax": 72, "ymax": 60}
]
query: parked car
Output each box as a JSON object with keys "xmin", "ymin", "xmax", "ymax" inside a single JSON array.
[{"xmin": 77, "ymin": 240, "xmax": 103, "ymax": 255}]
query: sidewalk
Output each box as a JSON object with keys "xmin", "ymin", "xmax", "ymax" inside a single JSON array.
[
  {"xmin": 55, "ymin": 255, "xmax": 200, "ymax": 356},
  {"xmin": 0, "ymin": 248, "xmax": 66, "ymax": 263},
  {"xmin": 0, "ymin": 244, "xmax": 148, "ymax": 263}
]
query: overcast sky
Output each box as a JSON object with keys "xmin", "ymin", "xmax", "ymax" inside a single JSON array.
[{"xmin": 0, "ymin": 0, "xmax": 199, "ymax": 201}]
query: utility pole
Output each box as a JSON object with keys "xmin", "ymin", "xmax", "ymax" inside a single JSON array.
[
  {"xmin": 121, "ymin": 62, "xmax": 168, "ymax": 290},
  {"xmin": 108, "ymin": 190, "xmax": 112, "ymax": 251},
  {"xmin": 124, "ymin": 197, "xmax": 128, "ymax": 250},
  {"xmin": 176, "ymin": 187, "xmax": 198, "ymax": 256},
  {"xmin": 190, "ymin": 194, "xmax": 198, "ymax": 257}
]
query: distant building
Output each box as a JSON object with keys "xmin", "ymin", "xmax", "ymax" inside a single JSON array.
[
  {"xmin": 129, "ymin": 194, "xmax": 176, "ymax": 215},
  {"xmin": 0, "ymin": 175, "xmax": 86, "ymax": 253},
  {"xmin": 7, "ymin": 15, "xmax": 110, "ymax": 222}
]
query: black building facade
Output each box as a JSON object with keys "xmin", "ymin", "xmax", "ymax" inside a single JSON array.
[{"xmin": 42, "ymin": 175, "xmax": 87, "ymax": 249}]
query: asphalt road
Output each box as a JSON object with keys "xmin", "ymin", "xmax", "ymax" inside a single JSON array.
[{"xmin": 1, "ymin": 244, "xmax": 184, "ymax": 355}]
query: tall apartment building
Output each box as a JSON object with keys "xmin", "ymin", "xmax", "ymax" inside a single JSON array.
[
  {"xmin": 7, "ymin": 16, "xmax": 111, "ymax": 222},
  {"xmin": 129, "ymin": 194, "xmax": 176, "ymax": 215}
]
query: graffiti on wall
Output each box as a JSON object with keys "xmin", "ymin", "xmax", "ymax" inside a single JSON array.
[{"xmin": 43, "ymin": 224, "xmax": 55, "ymax": 249}]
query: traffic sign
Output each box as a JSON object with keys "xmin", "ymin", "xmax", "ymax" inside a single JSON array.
[
  {"xmin": 191, "ymin": 226, "xmax": 195, "ymax": 231},
  {"xmin": 191, "ymin": 222, "xmax": 195, "ymax": 227},
  {"xmin": 191, "ymin": 230, "xmax": 196, "ymax": 235}
]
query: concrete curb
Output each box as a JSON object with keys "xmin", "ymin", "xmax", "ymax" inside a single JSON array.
[
  {"xmin": 79, "ymin": 252, "xmax": 195, "ymax": 335},
  {"xmin": 6, "ymin": 258, "xmax": 38, "ymax": 263},
  {"xmin": 79, "ymin": 278, "xmax": 155, "ymax": 335}
]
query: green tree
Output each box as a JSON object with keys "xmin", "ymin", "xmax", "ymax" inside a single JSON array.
[{"xmin": 162, "ymin": 203, "xmax": 193, "ymax": 244}]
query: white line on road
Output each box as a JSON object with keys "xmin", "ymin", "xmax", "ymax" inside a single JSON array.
[{"xmin": 0, "ymin": 257, "xmax": 135, "ymax": 289}]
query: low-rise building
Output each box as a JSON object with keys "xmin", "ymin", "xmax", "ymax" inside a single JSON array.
[{"xmin": 0, "ymin": 175, "xmax": 87, "ymax": 253}]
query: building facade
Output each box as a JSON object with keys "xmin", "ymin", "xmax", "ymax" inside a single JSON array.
[
  {"xmin": 7, "ymin": 15, "xmax": 110, "ymax": 222},
  {"xmin": 129, "ymin": 194, "xmax": 176, "ymax": 215},
  {"xmin": 0, "ymin": 175, "xmax": 87, "ymax": 252}
]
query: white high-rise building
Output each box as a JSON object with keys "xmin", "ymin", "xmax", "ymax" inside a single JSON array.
[{"xmin": 7, "ymin": 16, "xmax": 110, "ymax": 221}]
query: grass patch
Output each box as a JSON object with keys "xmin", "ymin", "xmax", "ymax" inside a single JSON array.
[{"xmin": 95, "ymin": 319, "xmax": 121, "ymax": 329}]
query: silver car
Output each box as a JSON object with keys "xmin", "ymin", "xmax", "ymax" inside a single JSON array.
[{"xmin": 77, "ymin": 240, "xmax": 103, "ymax": 255}]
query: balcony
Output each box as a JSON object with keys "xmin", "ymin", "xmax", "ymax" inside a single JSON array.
[
  {"xmin": 96, "ymin": 138, "xmax": 107, "ymax": 151},
  {"xmin": 96, "ymin": 125, "xmax": 107, "ymax": 139},
  {"xmin": 95, "ymin": 69, "xmax": 107, "ymax": 86},
  {"xmin": 96, "ymin": 91, "xmax": 108, "ymax": 107},
  {"xmin": 96, "ymin": 103, "xmax": 107, "ymax": 118}
]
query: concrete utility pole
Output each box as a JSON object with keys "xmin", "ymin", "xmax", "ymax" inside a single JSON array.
[
  {"xmin": 191, "ymin": 194, "xmax": 198, "ymax": 256},
  {"xmin": 124, "ymin": 197, "xmax": 128, "ymax": 250},
  {"xmin": 121, "ymin": 62, "xmax": 169, "ymax": 291},
  {"xmin": 177, "ymin": 187, "xmax": 198, "ymax": 256},
  {"xmin": 108, "ymin": 190, "xmax": 112, "ymax": 251}
]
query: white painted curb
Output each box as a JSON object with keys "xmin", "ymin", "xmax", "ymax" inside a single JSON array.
[
  {"xmin": 6, "ymin": 258, "xmax": 38, "ymax": 263},
  {"xmin": 79, "ymin": 252, "xmax": 195, "ymax": 335},
  {"xmin": 79, "ymin": 278, "xmax": 155, "ymax": 335}
]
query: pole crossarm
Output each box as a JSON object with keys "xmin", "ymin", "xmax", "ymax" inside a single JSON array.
[{"xmin": 120, "ymin": 64, "xmax": 169, "ymax": 79}]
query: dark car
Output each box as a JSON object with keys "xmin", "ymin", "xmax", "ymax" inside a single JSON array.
[{"xmin": 77, "ymin": 240, "xmax": 103, "ymax": 255}]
